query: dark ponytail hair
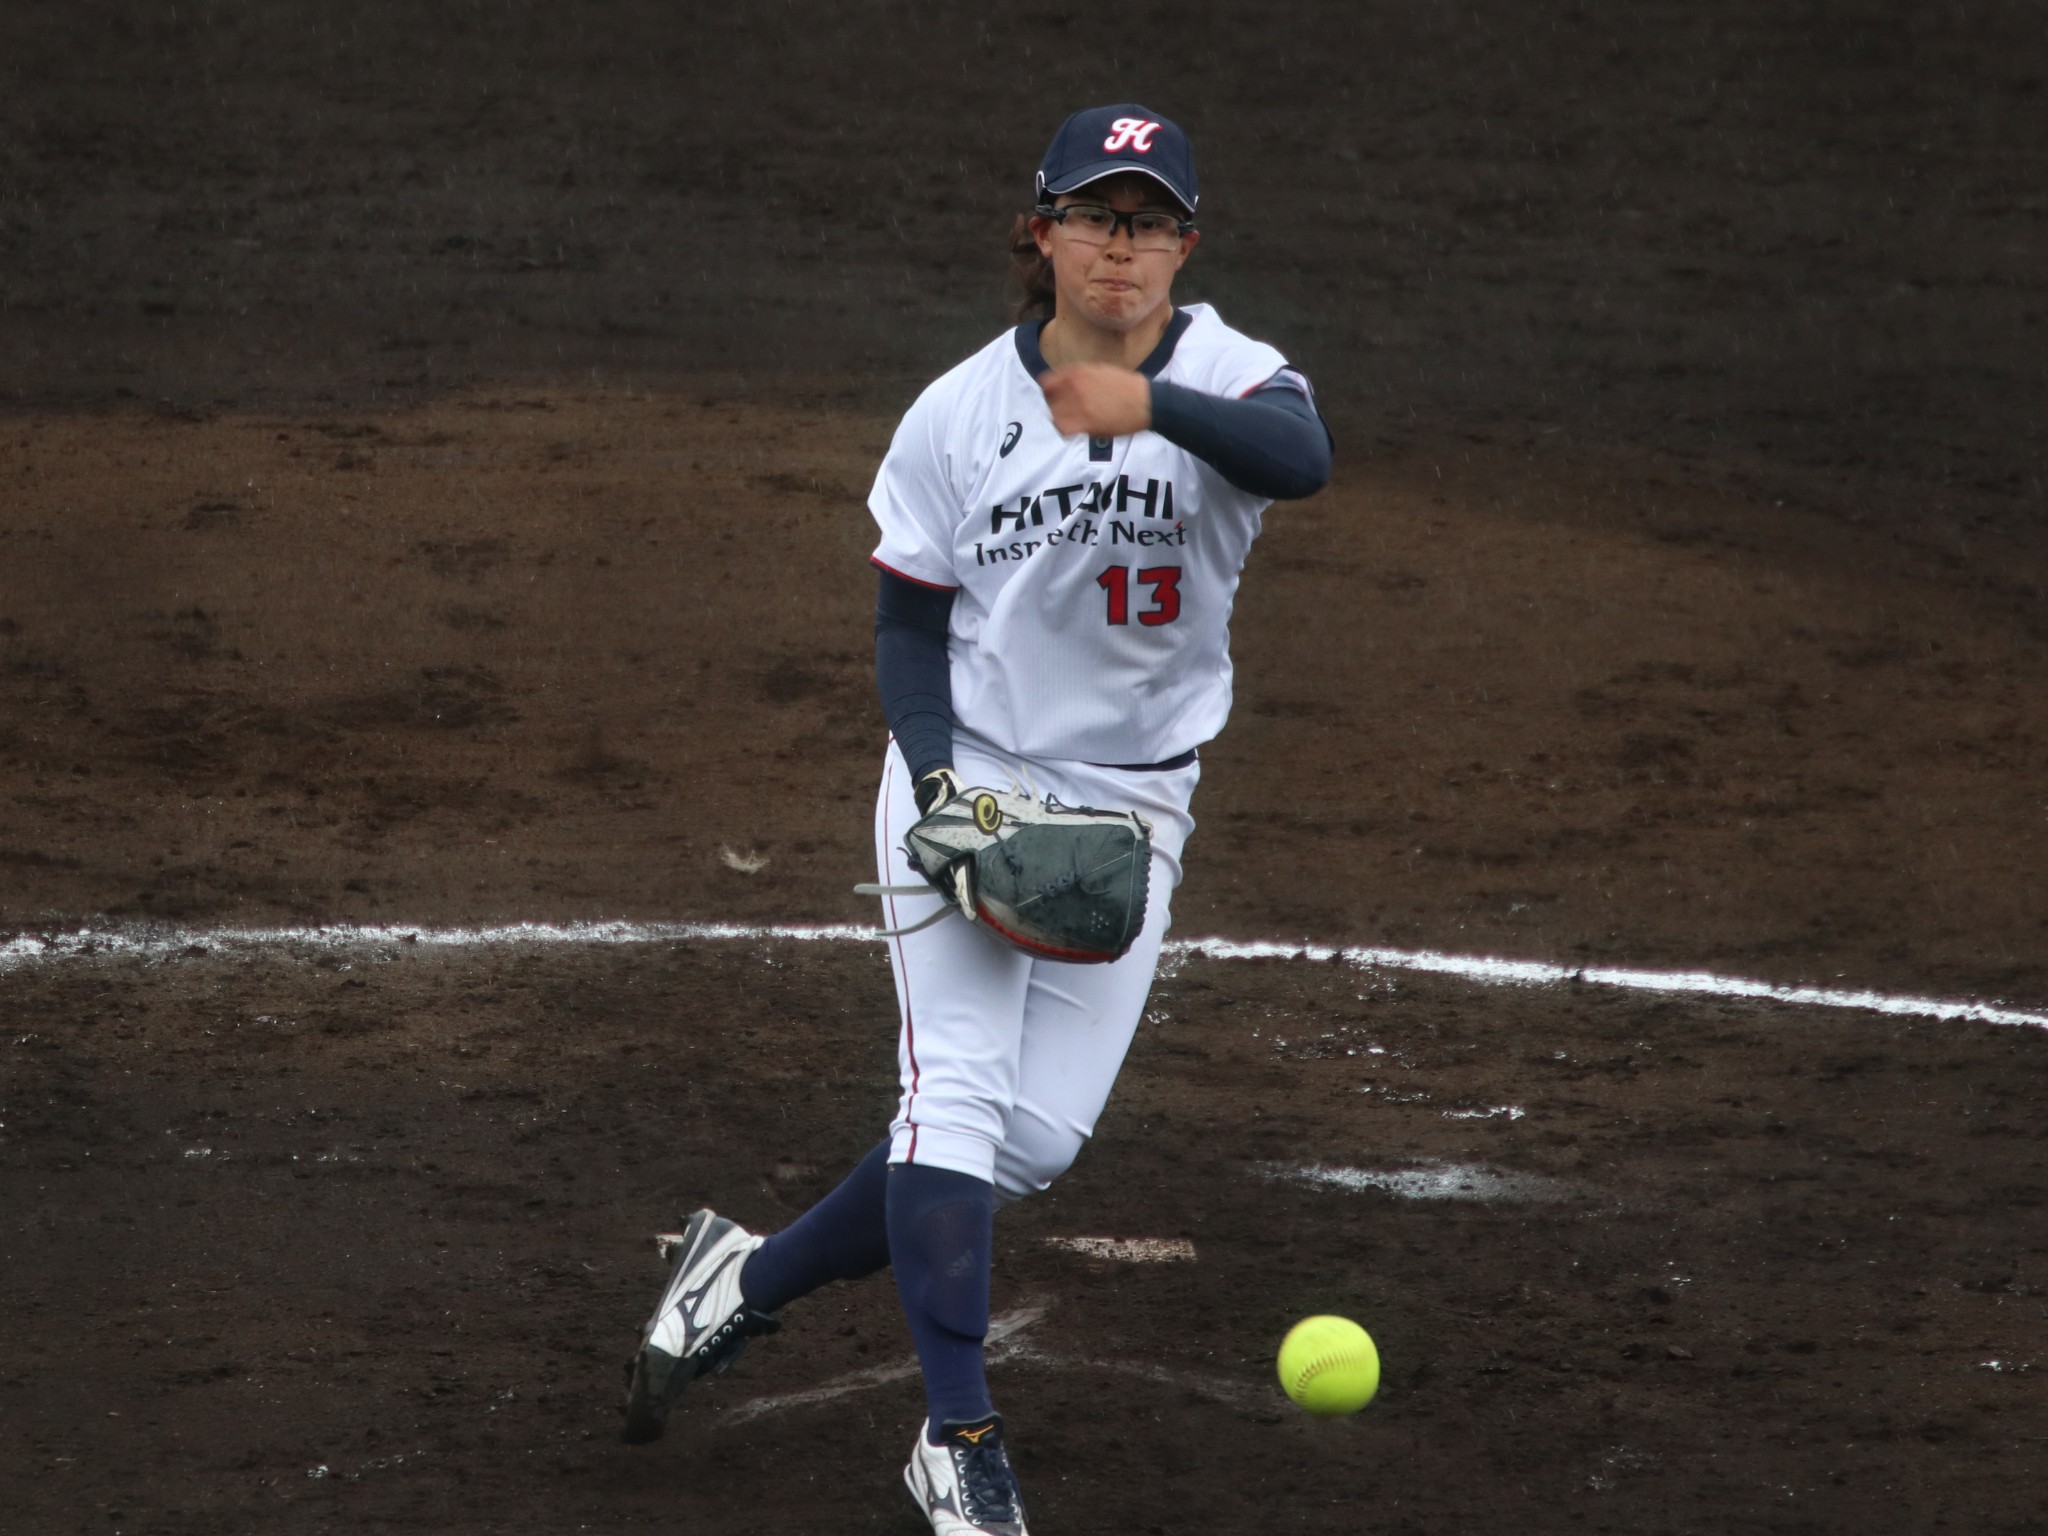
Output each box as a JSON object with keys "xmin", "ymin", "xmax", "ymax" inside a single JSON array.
[{"xmin": 1009, "ymin": 212, "xmax": 1056, "ymax": 323}]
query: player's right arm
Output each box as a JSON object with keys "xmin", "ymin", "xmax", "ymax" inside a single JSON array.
[
  {"xmin": 874, "ymin": 569, "xmax": 957, "ymax": 790},
  {"xmin": 867, "ymin": 376, "xmax": 972, "ymax": 802}
]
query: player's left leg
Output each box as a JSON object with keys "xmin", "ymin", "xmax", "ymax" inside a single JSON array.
[
  {"xmin": 897, "ymin": 753, "xmax": 1191, "ymax": 1532},
  {"xmin": 991, "ymin": 756, "xmax": 1198, "ymax": 1202},
  {"xmin": 869, "ymin": 737, "xmax": 1036, "ymax": 1439}
]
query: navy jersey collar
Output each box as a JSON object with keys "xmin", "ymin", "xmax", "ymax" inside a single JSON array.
[{"xmin": 1013, "ymin": 307, "xmax": 1194, "ymax": 381}]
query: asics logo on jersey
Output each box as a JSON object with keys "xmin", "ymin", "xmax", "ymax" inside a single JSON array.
[
  {"xmin": 999, "ymin": 421, "xmax": 1023, "ymax": 457},
  {"xmin": 1102, "ymin": 117, "xmax": 1160, "ymax": 153}
]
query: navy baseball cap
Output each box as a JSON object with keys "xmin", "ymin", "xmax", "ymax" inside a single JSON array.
[{"xmin": 1036, "ymin": 104, "xmax": 1198, "ymax": 215}]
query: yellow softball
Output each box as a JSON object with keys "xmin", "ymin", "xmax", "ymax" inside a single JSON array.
[{"xmin": 1277, "ymin": 1315, "xmax": 1380, "ymax": 1415}]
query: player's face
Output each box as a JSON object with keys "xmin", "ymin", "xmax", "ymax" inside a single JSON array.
[{"xmin": 1032, "ymin": 175, "xmax": 1199, "ymax": 337}]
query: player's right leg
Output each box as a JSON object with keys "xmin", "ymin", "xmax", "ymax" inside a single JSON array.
[
  {"xmin": 723, "ymin": 735, "xmax": 1033, "ymax": 1325},
  {"xmin": 624, "ymin": 742, "xmax": 1032, "ymax": 1447},
  {"xmin": 620, "ymin": 1208, "xmax": 781, "ymax": 1443},
  {"xmin": 623, "ymin": 1141, "xmax": 895, "ymax": 1445},
  {"xmin": 733, "ymin": 1137, "xmax": 893, "ymax": 1310}
]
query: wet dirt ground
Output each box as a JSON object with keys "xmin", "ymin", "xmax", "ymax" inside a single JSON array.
[{"xmin": 3, "ymin": 3, "xmax": 2045, "ymax": 1533}]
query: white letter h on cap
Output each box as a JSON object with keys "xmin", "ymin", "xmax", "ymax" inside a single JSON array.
[{"xmin": 1102, "ymin": 117, "xmax": 1160, "ymax": 153}]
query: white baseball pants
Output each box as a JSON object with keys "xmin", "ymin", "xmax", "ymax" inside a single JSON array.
[{"xmin": 873, "ymin": 735, "xmax": 1198, "ymax": 1202}]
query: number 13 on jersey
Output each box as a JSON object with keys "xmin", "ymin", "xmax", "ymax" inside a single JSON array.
[{"xmin": 1098, "ymin": 564, "xmax": 1182, "ymax": 626}]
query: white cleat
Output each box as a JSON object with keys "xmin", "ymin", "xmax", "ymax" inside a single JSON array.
[
  {"xmin": 904, "ymin": 1415, "xmax": 1030, "ymax": 1535},
  {"xmin": 620, "ymin": 1208, "xmax": 776, "ymax": 1444}
]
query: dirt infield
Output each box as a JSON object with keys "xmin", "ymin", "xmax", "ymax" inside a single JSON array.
[
  {"xmin": 4, "ymin": 3, "xmax": 2046, "ymax": 1533},
  {"xmin": 7, "ymin": 934, "xmax": 2045, "ymax": 1533}
]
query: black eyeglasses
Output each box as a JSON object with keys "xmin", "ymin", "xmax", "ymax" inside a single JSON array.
[{"xmin": 1035, "ymin": 202, "xmax": 1195, "ymax": 252}]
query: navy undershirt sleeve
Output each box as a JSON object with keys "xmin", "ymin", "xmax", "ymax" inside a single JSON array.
[
  {"xmin": 874, "ymin": 568, "xmax": 956, "ymax": 780},
  {"xmin": 1147, "ymin": 380, "xmax": 1333, "ymax": 500}
]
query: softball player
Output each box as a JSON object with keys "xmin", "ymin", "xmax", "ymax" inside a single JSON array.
[{"xmin": 624, "ymin": 104, "xmax": 1331, "ymax": 1535}]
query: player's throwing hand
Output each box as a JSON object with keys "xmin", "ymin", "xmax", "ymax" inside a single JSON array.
[{"xmin": 1037, "ymin": 362, "xmax": 1153, "ymax": 438}]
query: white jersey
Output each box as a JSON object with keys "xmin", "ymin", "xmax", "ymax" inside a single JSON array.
[{"xmin": 868, "ymin": 302, "xmax": 1300, "ymax": 766}]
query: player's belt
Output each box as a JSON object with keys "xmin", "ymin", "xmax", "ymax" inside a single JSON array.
[{"xmin": 1089, "ymin": 748, "xmax": 1198, "ymax": 773}]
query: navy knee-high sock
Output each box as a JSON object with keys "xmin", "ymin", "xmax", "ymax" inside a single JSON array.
[
  {"xmin": 738, "ymin": 1139, "xmax": 893, "ymax": 1314},
  {"xmin": 887, "ymin": 1163, "xmax": 996, "ymax": 1439}
]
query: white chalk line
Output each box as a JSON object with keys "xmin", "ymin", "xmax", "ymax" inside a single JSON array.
[
  {"xmin": 1264, "ymin": 1160, "xmax": 1582, "ymax": 1205},
  {"xmin": 1043, "ymin": 1236, "xmax": 1197, "ymax": 1263},
  {"xmin": 718, "ymin": 1303, "xmax": 1275, "ymax": 1425},
  {"xmin": 1, "ymin": 918, "xmax": 2042, "ymax": 1030},
  {"xmin": 996, "ymin": 1340, "xmax": 1277, "ymax": 1416},
  {"xmin": 1173, "ymin": 937, "xmax": 2048, "ymax": 1029},
  {"xmin": 720, "ymin": 1304, "xmax": 1048, "ymax": 1426}
]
